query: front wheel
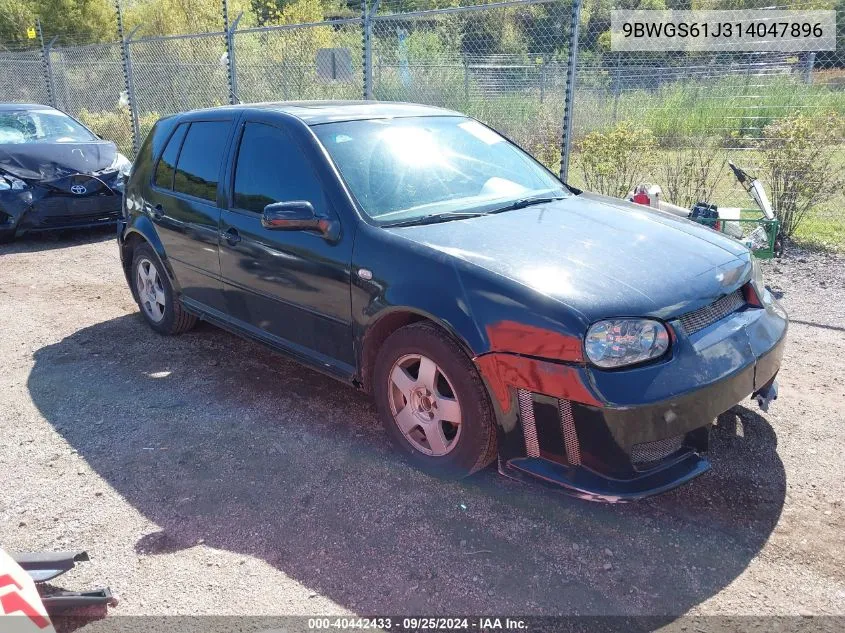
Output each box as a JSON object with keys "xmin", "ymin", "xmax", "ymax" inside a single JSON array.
[
  {"xmin": 131, "ymin": 243, "xmax": 196, "ymax": 335},
  {"xmin": 373, "ymin": 322, "xmax": 497, "ymax": 478}
]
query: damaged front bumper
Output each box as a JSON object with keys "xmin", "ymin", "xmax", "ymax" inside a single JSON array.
[
  {"xmin": 475, "ymin": 299, "xmax": 787, "ymax": 502},
  {"xmin": 1, "ymin": 171, "xmax": 123, "ymax": 237}
]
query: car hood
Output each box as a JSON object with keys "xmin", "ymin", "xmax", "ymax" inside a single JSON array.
[
  {"xmin": 0, "ymin": 141, "xmax": 117, "ymax": 181},
  {"xmin": 385, "ymin": 192, "xmax": 752, "ymax": 323}
]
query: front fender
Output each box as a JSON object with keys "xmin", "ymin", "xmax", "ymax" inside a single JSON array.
[{"xmin": 350, "ymin": 223, "xmax": 589, "ymax": 378}]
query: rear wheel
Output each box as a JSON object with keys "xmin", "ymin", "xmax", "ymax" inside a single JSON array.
[
  {"xmin": 373, "ymin": 322, "xmax": 497, "ymax": 478},
  {"xmin": 131, "ymin": 243, "xmax": 196, "ymax": 335}
]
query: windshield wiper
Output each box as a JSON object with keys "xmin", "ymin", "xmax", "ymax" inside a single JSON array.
[
  {"xmin": 487, "ymin": 195, "xmax": 567, "ymax": 215},
  {"xmin": 382, "ymin": 212, "xmax": 488, "ymax": 227}
]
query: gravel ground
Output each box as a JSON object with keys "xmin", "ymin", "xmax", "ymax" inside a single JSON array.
[{"xmin": 0, "ymin": 230, "xmax": 843, "ymax": 628}]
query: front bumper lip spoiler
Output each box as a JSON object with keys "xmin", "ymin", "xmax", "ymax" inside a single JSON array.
[{"xmin": 502, "ymin": 451, "xmax": 711, "ymax": 503}]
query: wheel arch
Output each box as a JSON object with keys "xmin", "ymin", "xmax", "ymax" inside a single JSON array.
[
  {"xmin": 120, "ymin": 217, "xmax": 180, "ymax": 293},
  {"xmin": 358, "ymin": 308, "xmax": 477, "ymax": 395}
]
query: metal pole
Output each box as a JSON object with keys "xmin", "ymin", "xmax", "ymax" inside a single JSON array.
[
  {"xmin": 37, "ymin": 20, "xmax": 57, "ymax": 108},
  {"xmin": 559, "ymin": 0, "xmax": 582, "ymax": 182},
  {"xmin": 363, "ymin": 0, "xmax": 380, "ymax": 100},
  {"xmin": 116, "ymin": 0, "xmax": 141, "ymax": 157},
  {"xmin": 222, "ymin": 0, "xmax": 242, "ymax": 104},
  {"xmin": 539, "ymin": 58, "xmax": 545, "ymax": 104},
  {"xmin": 124, "ymin": 27, "xmax": 141, "ymax": 157},
  {"xmin": 804, "ymin": 52, "xmax": 816, "ymax": 85}
]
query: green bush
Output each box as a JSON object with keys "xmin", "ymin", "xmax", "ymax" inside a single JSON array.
[
  {"xmin": 575, "ymin": 121, "xmax": 656, "ymax": 197},
  {"xmin": 76, "ymin": 108, "xmax": 161, "ymax": 157},
  {"xmin": 659, "ymin": 145, "xmax": 726, "ymax": 208},
  {"xmin": 758, "ymin": 111, "xmax": 845, "ymax": 238}
]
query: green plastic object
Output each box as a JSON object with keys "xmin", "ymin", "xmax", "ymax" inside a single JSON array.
[{"xmin": 692, "ymin": 212, "xmax": 780, "ymax": 259}]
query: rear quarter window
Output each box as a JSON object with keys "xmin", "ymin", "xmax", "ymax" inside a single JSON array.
[{"xmin": 153, "ymin": 123, "xmax": 188, "ymax": 190}]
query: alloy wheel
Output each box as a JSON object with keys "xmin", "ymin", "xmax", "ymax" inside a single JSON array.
[
  {"xmin": 387, "ymin": 353, "xmax": 462, "ymax": 456},
  {"xmin": 136, "ymin": 258, "xmax": 166, "ymax": 323}
]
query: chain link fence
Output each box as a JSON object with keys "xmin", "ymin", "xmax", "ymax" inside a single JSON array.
[
  {"xmin": 570, "ymin": 6, "xmax": 845, "ymax": 248},
  {"xmin": 371, "ymin": 0, "xmax": 571, "ymax": 168},
  {"xmin": 234, "ymin": 19, "xmax": 364, "ymax": 103},
  {"xmin": 0, "ymin": 0, "xmax": 843, "ymax": 248},
  {"xmin": 0, "ymin": 49, "xmax": 49, "ymax": 105}
]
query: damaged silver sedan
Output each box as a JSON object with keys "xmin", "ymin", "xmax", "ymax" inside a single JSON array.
[{"xmin": 0, "ymin": 104, "xmax": 131, "ymax": 243}]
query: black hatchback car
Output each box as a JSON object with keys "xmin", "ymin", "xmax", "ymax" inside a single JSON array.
[
  {"xmin": 118, "ymin": 102, "xmax": 787, "ymax": 501},
  {"xmin": 0, "ymin": 104, "xmax": 131, "ymax": 242}
]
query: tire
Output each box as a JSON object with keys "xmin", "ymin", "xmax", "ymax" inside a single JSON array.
[
  {"xmin": 0, "ymin": 229, "xmax": 14, "ymax": 244},
  {"xmin": 130, "ymin": 242, "xmax": 196, "ymax": 335},
  {"xmin": 373, "ymin": 321, "xmax": 497, "ymax": 478}
]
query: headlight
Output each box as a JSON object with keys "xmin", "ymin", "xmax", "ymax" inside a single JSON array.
[
  {"xmin": 585, "ymin": 318, "xmax": 670, "ymax": 368},
  {"xmin": 749, "ymin": 257, "xmax": 774, "ymax": 306},
  {"xmin": 111, "ymin": 152, "xmax": 132, "ymax": 178},
  {"xmin": 751, "ymin": 257, "xmax": 764, "ymax": 288}
]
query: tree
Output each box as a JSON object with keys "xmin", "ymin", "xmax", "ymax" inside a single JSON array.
[
  {"xmin": 124, "ymin": 0, "xmax": 256, "ymax": 37},
  {"xmin": 31, "ymin": 0, "xmax": 115, "ymax": 43},
  {"xmin": 0, "ymin": 0, "xmax": 36, "ymax": 46}
]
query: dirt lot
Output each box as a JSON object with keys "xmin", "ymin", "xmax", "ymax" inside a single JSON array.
[{"xmin": 1, "ymin": 230, "xmax": 843, "ymax": 626}]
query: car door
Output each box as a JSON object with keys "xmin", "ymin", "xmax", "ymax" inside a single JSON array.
[
  {"xmin": 147, "ymin": 116, "xmax": 234, "ymax": 312},
  {"xmin": 219, "ymin": 115, "xmax": 355, "ymax": 375}
]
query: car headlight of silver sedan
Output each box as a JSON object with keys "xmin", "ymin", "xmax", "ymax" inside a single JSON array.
[
  {"xmin": 111, "ymin": 152, "xmax": 132, "ymax": 182},
  {"xmin": 0, "ymin": 173, "xmax": 29, "ymax": 191},
  {"xmin": 585, "ymin": 318, "xmax": 670, "ymax": 368}
]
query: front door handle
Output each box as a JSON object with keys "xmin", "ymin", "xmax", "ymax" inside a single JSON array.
[{"xmin": 222, "ymin": 227, "xmax": 241, "ymax": 246}]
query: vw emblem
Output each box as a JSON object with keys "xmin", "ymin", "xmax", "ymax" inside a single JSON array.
[{"xmin": 71, "ymin": 185, "xmax": 87, "ymax": 195}]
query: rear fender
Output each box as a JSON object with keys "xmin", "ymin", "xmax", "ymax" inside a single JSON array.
[{"xmin": 121, "ymin": 215, "xmax": 182, "ymax": 294}]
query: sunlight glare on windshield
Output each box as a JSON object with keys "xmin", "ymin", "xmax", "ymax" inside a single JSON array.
[{"xmin": 380, "ymin": 126, "xmax": 447, "ymax": 167}]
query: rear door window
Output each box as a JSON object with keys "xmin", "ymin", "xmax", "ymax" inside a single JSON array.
[
  {"xmin": 153, "ymin": 123, "xmax": 188, "ymax": 190},
  {"xmin": 173, "ymin": 121, "xmax": 231, "ymax": 202},
  {"xmin": 232, "ymin": 122, "xmax": 325, "ymax": 214}
]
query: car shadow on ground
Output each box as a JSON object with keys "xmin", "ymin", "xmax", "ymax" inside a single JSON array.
[
  {"xmin": 27, "ymin": 313, "xmax": 786, "ymax": 620},
  {"xmin": 0, "ymin": 226, "xmax": 115, "ymax": 254}
]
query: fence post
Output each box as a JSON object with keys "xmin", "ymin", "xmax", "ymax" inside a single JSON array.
[
  {"xmin": 116, "ymin": 1, "xmax": 141, "ymax": 157},
  {"xmin": 363, "ymin": 0, "xmax": 380, "ymax": 100},
  {"xmin": 539, "ymin": 58, "xmax": 545, "ymax": 104},
  {"xmin": 37, "ymin": 20, "xmax": 57, "ymax": 108},
  {"xmin": 223, "ymin": 0, "xmax": 242, "ymax": 104},
  {"xmin": 559, "ymin": 0, "xmax": 582, "ymax": 182},
  {"xmin": 123, "ymin": 27, "xmax": 141, "ymax": 157},
  {"xmin": 804, "ymin": 52, "xmax": 816, "ymax": 85}
]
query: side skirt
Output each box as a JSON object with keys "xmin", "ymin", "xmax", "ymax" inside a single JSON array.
[{"xmin": 180, "ymin": 297, "xmax": 359, "ymax": 387}]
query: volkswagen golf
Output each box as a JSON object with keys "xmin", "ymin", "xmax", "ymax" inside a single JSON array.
[{"xmin": 118, "ymin": 102, "xmax": 787, "ymax": 501}]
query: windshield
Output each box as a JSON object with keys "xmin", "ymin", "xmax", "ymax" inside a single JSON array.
[
  {"xmin": 312, "ymin": 116, "xmax": 568, "ymax": 224},
  {"xmin": 0, "ymin": 110, "xmax": 97, "ymax": 144}
]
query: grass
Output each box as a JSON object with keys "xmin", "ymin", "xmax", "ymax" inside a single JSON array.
[{"xmin": 574, "ymin": 75, "xmax": 845, "ymax": 147}]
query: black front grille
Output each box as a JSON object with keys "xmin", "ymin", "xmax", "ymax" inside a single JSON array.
[
  {"xmin": 631, "ymin": 435, "xmax": 684, "ymax": 468},
  {"xmin": 678, "ymin": 290, "xmax": 745, "ymax": 335},
  {"xmin": 36, "ymin": 195, "xmax": 121, "ymax": 218},
  {"xmin": 38, "ymin": 211, "xmax": 120, "ymax": 227}
]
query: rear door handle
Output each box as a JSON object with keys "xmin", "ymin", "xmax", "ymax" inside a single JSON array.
[{"xmin": 222, "ymin": 227, "xmax": 241, "ymax": 246}]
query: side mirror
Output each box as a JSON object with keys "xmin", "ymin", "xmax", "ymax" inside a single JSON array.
[
  {"xmin": 261, "ymin": 200, "xmax": 315, "ymax": 229},
  {"xmin": 261, "ymin": 201, "xmax": 339, "ymax": 241}
]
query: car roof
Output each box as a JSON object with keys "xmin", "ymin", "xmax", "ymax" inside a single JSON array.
[
  {"xmin": 178, "ymin": 101, "xmax": 462, "ymax": 125},
  {"xmin": 0, "ymin": 103, "xmax": 60, "ymax": 112}
]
